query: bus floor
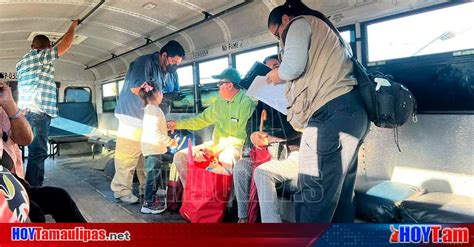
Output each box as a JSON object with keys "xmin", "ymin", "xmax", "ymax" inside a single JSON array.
[{"xmin": 40, "ymin": 154, "xmax": 186, "ymax": 223}]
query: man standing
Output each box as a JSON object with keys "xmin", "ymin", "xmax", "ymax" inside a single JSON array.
[
  {"xmin": 112, "ymin": 40, "xmax": 185, "ymax": 204},
  {"xmin": 168, "ymin": 68, "xmax": 257, "ymax": 187},
  {"xmin": 17, "ymin": 20, "xmax": 78, "ymax": 186}
]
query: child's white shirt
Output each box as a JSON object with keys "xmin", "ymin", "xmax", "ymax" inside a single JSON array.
[{"xmin": 140, "ymin": 104, "xmax": 171, "ymax": 156}]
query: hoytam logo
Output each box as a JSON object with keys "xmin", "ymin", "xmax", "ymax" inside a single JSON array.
[{"xmin": 390, "ymin": 225, "xmax": 469, "ymax": 244}]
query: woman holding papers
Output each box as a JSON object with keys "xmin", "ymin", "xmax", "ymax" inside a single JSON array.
[{"xmin": 265, "ymin": 0, "xmax": 369, "ymax": 223}]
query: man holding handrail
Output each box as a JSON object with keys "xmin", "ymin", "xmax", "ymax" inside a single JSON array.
[{"xmin": 16, "ymin": 20, "xmax": 78, "ymax": 187}]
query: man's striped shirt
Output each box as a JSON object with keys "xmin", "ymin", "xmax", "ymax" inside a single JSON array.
[{"xmin": 16, "ymin": 47, "xmax": 59, "ymax": 117}]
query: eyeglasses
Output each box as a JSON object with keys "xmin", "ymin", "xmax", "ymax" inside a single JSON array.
[
  {"xmin": 271, "ymin": 24, "xmax": 281, "ymax": 40},
  {"xmin": 217, "ymin": 80, "xmax": 231, "ymax": 87}
]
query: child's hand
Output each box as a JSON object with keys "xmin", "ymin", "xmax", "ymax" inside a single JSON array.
[{"xmin": 167, "ymin": 120, "xmax": 176, "ymax": 134}]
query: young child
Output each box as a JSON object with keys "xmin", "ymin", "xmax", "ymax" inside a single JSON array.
[{"xmin": 139, "ymin": 82, "xmax": 176, "ymax": 214}]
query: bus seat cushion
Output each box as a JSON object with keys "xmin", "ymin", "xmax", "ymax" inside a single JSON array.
[
  {"xmin": 400, "ymin": 192, "xmax": 474, "ymax": 223},
  {"xmin": 49, "ymin": 135, "xmax": 89, "ymax": 144},
  {"xmin": 355, "ymin": 178, "xmax": 426, "ymax": 222}
]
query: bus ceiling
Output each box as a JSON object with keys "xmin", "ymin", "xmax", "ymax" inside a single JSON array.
[{"xmin": 0, "ymin": 0, "xmax": 454, "ymax": 81}]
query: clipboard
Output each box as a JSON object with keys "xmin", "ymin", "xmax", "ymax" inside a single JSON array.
[{"xmin": 240, "ymin": 61, "xmax": 271, "ymax": 90}]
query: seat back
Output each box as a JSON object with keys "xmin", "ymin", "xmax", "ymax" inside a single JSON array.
[{"xmin": 49, "ymin": 102, "xmax": 98, "ymax": 138}]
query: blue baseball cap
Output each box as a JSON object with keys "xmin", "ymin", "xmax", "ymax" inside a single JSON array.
[{"xmin": 212, "ymin": 68, "xmax": 241, "ymax": 85}]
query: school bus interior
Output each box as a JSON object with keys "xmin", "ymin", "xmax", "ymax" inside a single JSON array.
[{"xmin": 0, "ymin": 0, "xmax": 473, "ymax": 223}]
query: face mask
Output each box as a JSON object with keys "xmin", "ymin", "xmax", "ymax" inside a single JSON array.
[{"xmin": 167, "ymin": 64, "xmax": 178, "ymax": 73}]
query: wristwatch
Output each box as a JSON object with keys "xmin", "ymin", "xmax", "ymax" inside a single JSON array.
[{"xmin": 8, "ymin": 109, "xmax": 22, "ymax": 120}]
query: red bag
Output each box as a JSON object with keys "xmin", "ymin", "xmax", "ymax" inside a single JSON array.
[
  {"xmin": 247, "ymin": 146, "xmax": 272, "ymax": 223},
  {"xmin": 180, "ymin": 140, "xmax": 232, "ymax": 223}
]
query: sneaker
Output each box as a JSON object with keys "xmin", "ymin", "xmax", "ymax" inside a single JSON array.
[
  {"xmin": 116, "ymin": 194, "xmax": 139, "ymax": 204},
  {"xmin": 141, "ymin": 195, "xmax": 167, "ymax": 214}
]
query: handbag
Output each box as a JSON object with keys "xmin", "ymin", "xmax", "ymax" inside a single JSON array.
[{"xmin": 179, "ymin": 140, "xmax": 232, "ymax": 223}]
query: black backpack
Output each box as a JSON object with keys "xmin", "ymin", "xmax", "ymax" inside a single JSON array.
[{"xmin": 354, "ymin": 68, "xmax": 417, "ymax": 128}]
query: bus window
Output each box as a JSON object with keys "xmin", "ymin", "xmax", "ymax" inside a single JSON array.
[
  {"xmin": 235, "ymin": 46, "xmax": 278, "ymax": 76},
  {"xmin": 177, "ymin": 65, "xmax": 194, "ymax": 87},
  {"xmin": 102, "ymin": 82, "xmax": 118, "ymax": 112},
  {"xmin": 340, "ymin": 30, "xmax": 351, "ymax": 44},
  {"xmin": 366, "ymin": 2, "xmax": 474, "ymax": 62},
  {"xmin": 117, "ymin": 79, "xmax": 125, "ymax": 94},
  {"xmin": 171, "ymin": 65, "xmax": 195, "ymax": 113},
  {"xmin": 64, "ymin": 87, "xmax": 92, "ymax": 103},
  {"xmin": 171, "ymin": 91, "xmax": 195, "ymax": 113},
  {"xmin": 198, "ymin": 57, "xmax": 229, "ymax": 85}
]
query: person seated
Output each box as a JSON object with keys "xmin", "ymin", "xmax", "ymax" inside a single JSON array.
[
  {"xmin": 0, "ymin": 165, "xmax": 29, "ymax": 223},
  {"xmin": 234, "ymin": 55, "xmax": 301, "ymax": 223},
  {"xmin": 167, "ymin": 68, "xmax": 257, "ymax": 187},
  {"xmin": 0, "ymin": 79, "xmax": 86, "ymax": 222}
]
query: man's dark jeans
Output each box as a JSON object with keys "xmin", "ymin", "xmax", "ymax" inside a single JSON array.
[
  {"xmin": 294, "ymin": 89, "xmax": 370, "ymax": 223},
  {"xmin": 25, "ymin": 112, "xmax": 51, "ymax": 186}
]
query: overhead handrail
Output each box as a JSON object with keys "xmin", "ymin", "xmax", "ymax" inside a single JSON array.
[
  {"xmin": 85, "ymin": 0, "xmax": 254, "ymax": 70},
  {"xmin": 53, "ymin": 0, "xmax": 106, "ymax": 47}
]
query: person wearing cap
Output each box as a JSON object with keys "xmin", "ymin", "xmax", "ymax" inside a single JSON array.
[
  {"xmin": 168, "ymin": 68, "xmax": 257, "ymax": 186},
  {"xmin": 112, "ymin": 40, "xmax": 185, "ymax": 204}
]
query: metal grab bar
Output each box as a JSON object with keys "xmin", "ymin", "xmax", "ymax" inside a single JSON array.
[
  {"xmin": 53, "ymin": 0, "xmax": 106, "ymax": 47},
  {"xmin": 85, "ymin": 0, "xmax": 254, "ymax": 70}
]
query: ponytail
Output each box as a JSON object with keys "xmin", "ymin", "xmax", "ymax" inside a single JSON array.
[
  {"xmin": 138, "ymin": 82, "xmax": 157, "ymax": 106},
  {"xmin": 267, "ymin": 0, "xmax": 323, "ymax": 27}
]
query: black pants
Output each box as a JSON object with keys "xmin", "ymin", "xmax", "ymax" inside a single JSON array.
[
  {"xmin": 27, "ymin": 186, "xmax": 87, "ymax": 223},
  {"xmin": 294, "ymin": 90, "xmax": 369, "ymax": 223}
]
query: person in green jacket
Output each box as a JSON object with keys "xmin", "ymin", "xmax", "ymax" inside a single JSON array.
[{"xmin": 167, "ymin": 68, "xmax": 256, "ymax": 186}]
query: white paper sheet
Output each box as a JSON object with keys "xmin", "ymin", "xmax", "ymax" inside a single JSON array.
[{"xmin": 245, "ymin": 76, "xmax": 288, "ymax": 115}]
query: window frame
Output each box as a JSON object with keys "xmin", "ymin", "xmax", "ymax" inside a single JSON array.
[
  {"xmin": 64, "ymin": 86, "xmax": 92, "ymax": 103},
  {"xmin": 101, "ymin": 81, "xmax": 120, "ymax": 113}
]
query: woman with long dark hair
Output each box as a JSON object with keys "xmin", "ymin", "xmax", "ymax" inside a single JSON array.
[{"xmin": 265, "ymin": 0, "xmax": 369, "ymax": 223}]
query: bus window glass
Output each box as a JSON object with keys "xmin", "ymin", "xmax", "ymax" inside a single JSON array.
[
  {"xmin": 171, "ymin": 91, "xmax": 195, "ymax": 113},
  {"xmin": 367, "ymin": 2, "xmax": 474, "ymax": 62},
  {"xmin": 198, "ymin": 57, "xmax": 229, "ymax": 85},
  {"xmin": 102, "ymin": 82, "xmax": 117, "ymax": 97},
  {"xmin": 64, "ymin": 87, "xmax": 91, "ymax": 103},
  {"xmin": 340, "ymin": 30, "xmax": 351, "ymax": 44},
  {"xmin": 177, "ymin": 65, "xmax": 194, "ymax": 87},
  {"xmin": 102, "ymin": 100, "xmax": 117, "ymax": 113},
  {"xmin": 102, "ymin": 82, "xmax": 118, "ymax": 112},
  {"xmin": 235, "ymin": 46, "xmax": 278, "ymax": 76},
  {"xmin": 117, "ymin": 79, "xmax": 125, "ymax": 94}
]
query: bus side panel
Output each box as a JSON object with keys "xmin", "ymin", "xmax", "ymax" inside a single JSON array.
[{"xmin": 358, "ymin": 114, "xmax": 474, "ymax": 198}]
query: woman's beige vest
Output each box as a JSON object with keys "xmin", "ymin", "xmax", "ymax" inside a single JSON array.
[{"xmin": 281, "ymin": 15, "xmax": 356, "ymax": 131}]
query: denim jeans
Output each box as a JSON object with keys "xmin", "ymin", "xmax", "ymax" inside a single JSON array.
[
  {"xmin": 25, "ymin": 112, "xmax": 51, "ymax": 187},
  {"xmin": 144, "ymin": 155, "xmax": 167, "ymax": 203},
  {"xmin": 294, "ymin": 89, "xmax": 369, "ymax": 223}
]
